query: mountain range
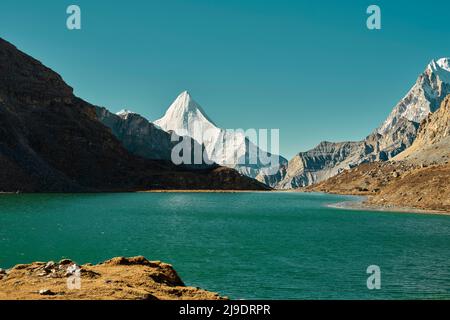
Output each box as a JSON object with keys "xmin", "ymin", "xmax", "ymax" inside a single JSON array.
[
  {"xmin": 0, "ymin": 37, "xmax": 268, "ymax": 192},
  {"xmin": 0, "ymin": 36, "xmax": 448, "ymax": 194},
  {"xmin": 109, "ymin": 58, "xmax": 449, "ymax": 190}
]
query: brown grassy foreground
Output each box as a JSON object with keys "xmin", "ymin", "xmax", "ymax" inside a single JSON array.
[{"xmin": 0, "ymin": 256, "xmax": 225, "ymax": 300}]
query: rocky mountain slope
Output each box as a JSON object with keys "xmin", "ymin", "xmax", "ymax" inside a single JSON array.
[
  {"xmin": 0, "ymin": 256, "xmax": 224, "ymax": 300},
  {"xmin": 271, "ymin": 58, "xmax": 450, "ymax": 189},
  {"xmin": 307, "ymin": 95, "xmax": 450, "ymax": 212},
  {"xmin": 96, "ymin": 107, "xmax": 212, "ymax": 168},
  {"xmin": 95, "ymin": 107, "xmax": 175, "ymax": 161},
  {"xmin": 154, "ymin": 91, "xmax": 288, "ymax": 181},
  {"xmin": 394, "ymin": 95, "xmax": 450, "ymax": 165},
  {"xmin": 0, "ymin": 38, "xmax": 268, "ymax": 192}
]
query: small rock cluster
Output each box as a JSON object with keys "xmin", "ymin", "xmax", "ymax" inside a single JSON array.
[{"xmin": 32, "ymin": 259, "xmax": 81, "ymax": 280}]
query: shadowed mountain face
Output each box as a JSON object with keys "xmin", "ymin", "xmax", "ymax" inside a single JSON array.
[
  {"xmin": 95, "ymin": 107, "xmax": 213, "ymax": 170},
  {"xmin": 0, "ymin": 38, "xmax": 269, "ymax": 192},
  {"xmin": 95, "ymin": 107, "xmax": 175, "ymax": 161}
]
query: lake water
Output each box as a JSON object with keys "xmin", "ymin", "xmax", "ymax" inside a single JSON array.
[{"xmin": 0, "ymin": 192, "xmax": 449, "ymax": 299}]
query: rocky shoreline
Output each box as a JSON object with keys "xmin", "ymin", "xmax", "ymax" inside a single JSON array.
[{"xmin": 0, "ymin": 256, "xmax": 225, "ymax": 300}]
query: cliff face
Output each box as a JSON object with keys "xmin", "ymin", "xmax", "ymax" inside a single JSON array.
[
  {"xmin": 273, "ymin": 141, "xmax": 367, "ymax": 188},
  {"xmin": 0, "ymin": 38, "xmax": 269, "ymax": 192},
  {"xmin": 0, "ymin": 256, "xmax": 225, "ymax": 300},
  {"xmin": 269, "ymin": 118, "xmax": 419, "ymax": 189}
]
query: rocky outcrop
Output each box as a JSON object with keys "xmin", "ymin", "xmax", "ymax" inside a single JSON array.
[
  {"xmin": 0, "ymin": 37, "xmax": 269, "ymax": 192},
  {"xmin": 0, "ymin": 256, "xmax": 225, "ymax": 300}
]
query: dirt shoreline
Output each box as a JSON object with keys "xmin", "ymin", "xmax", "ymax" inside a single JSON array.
[{"xmin": 327, "ymin": 199, "xmax": 450, "ymax": 216}]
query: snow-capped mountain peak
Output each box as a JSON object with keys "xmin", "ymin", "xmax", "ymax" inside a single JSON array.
[
  {"xmin": 154, "ymin": 91, "xmax": 217, "ymax": 135},
  {"xmin": 154, "ymin": 91, "xmax": 287, "ymax": 179},
  {"xmin": 429, "ymin": 57, "xmax": 450, "ymax": 73},
  {"xmin": 378, "ymin": 58, "xmax": 450, "ymax": 135},
  {"xmin": 427, "ymin": 57, "xmax": 450, "ymax": 84}
]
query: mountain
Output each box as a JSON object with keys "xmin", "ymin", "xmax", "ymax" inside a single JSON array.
[
  {"xmin": 0, "ymin": 37, "xmax": 268, "ymax": 192},
  {"xmin": 307, "ymin": 95, "xmax": 450, "ymax": 212},
  {"xmin": 154, "ymin": 91, "xmax": 288, "ymax": 182},
  {"xmin": 273, "ymin": 58, "xmax": 450, "ymax": 189}
]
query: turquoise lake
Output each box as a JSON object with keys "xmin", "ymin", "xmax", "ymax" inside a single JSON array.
[{"xmin": 0, "ymin": 192, "xmax": 449, "ymax": 299}]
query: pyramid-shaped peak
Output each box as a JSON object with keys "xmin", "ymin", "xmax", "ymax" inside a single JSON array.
[
  {"xmin": 180, "ymin": 90, "xmax": 191, "ymax": 97},
  {"xmin": 169, "ymin": 91, "xmax": 215, "ymax": 123},
  {"xmin": 154, "ymin": 91, "xmax": 218, "ymax": 131},
  {"xmin": 171, "ymin": 90, "xmax": 201, "ymax": 111}
]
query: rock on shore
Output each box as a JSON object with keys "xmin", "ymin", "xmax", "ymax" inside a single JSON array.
[{"xmin": 0, "ymin": 256, "xmax": 225, "ymax": 300}]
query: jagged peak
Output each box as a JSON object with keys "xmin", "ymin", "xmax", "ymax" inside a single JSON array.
[
  {"xmin": 428, "ymin": 57, "xmax": 450, "ymax": 72},
  {"xmin": 116, "ymin": 109, "xmax": 137, "ymax": 118}
]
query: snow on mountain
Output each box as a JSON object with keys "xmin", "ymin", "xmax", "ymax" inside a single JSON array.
[
  {"xmin": 154, "ymin": 91, "xmax": 287, "ymax": 180},
  {"xmin": 378, "ymin": 57, "xmax": 450, "ymax": 135},
  {"xmin": 116, "ymin": 109, "xmax": 137, "ymax": 119},
  {"xmin": 154, "ymin": 91, "xmax": 221, "ymax": 147}
]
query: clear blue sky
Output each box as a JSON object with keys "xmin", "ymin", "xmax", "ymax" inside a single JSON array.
[{"xmin": 1, "ymin": 0, "xmax": 449, "ymax": 159}]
